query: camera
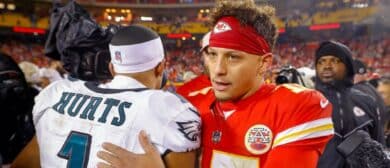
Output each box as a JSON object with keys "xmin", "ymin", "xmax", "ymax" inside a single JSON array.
[{"xmin": 275, "ymin": 66, "xmax": 301, "ymax": 85}]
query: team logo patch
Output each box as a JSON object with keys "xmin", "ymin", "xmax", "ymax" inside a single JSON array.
[
  {"xmin": 177, "ymin": 121, "xmax": 200, "ymax": 142},
  {"xmin": 213, "ymin": 21, "xmax": 232, "ymax": 33},
  {"xmin": 114, "ymin": 51, "xmax": 122, "ymax": 63},
  {"xmin": 244, "ymin": 124, "xmax": 273, "ymax": 155},
  {"xmin": 353, "ymin": 106, "xmax": 366, "ymax": 117}
]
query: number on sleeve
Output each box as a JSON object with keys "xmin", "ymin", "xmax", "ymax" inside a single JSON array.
[{"xmin": 58, "ymin": 131, "xmax": 92, "ymax": 168}]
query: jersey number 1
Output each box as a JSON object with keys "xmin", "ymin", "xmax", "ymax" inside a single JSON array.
[{"xmin": 58, "ymin": 131, "xmax": 92, "ymax": 168}]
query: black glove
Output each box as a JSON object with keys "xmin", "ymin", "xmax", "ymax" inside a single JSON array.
[{"xmin": 337, "ymin": 130, "xmax": 390, "ymax": 168}]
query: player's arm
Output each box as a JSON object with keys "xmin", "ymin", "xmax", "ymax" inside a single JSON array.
[
  {"xmin": 164, "ymin": 150, "xmax": 197, "ymax": 168},
  {"xmin": 97, "ymin": 130, "xmax": 197, "ymax": 168},
  {"xmin": 263, "ymin": 87, "xmax": 334, "ymax": 168},
  {"xmin": 11, "ymin": 135, "xmax": 40, "ymax": 168},
  {"xmin": 263, "ymin": 137, "xmax": 332, "ymax": 168}
]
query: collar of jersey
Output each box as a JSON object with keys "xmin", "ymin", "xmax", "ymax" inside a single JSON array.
[{"xmin": 104, "ymin": 75, "xmax": 148, "ymax": 89}]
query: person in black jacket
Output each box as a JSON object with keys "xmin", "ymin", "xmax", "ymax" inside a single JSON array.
[
  {"xmin": 314, "ymin": 41, "xmax": 386, "ymax": 168},
  {"xmin": 353, "ymin": 59, "xmax": 387, "ymax": 130},
  {"xmin": 0, "ymin": 53, "xmax": 36, "ymax": 166}
]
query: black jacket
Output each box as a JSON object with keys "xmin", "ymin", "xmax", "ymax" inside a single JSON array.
[
  {"xmin": 353, "ymin": 81, "xmax": 387, "ymax": 127},
  {"xmin": 315, "ymin": 41, "xmax": 385, "ymax": 168},
  {"xmin": 316, "ymin": 80, "xmax": 385, "ymax": 168}
]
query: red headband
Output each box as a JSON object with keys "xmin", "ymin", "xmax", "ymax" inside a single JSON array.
[{"xmin": 209, "ymin": 16, "xmax": 271, "ymax": 56}]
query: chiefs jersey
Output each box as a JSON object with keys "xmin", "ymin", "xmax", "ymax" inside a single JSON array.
[
  {"xmin": 33, "ymin": 76, "xmax": 200, "ymax": 168},
  {"xmin": 196, "ymin": 84, "xmax": 333, "ymax": 168},
  {"xmin": 176, "ymin": 74, "xmax": 212, "ymax": 107}
]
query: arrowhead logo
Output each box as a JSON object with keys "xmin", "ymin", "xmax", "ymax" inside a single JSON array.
[
  {"xmin": 353, "ymin": 106, "xmax": 366, "ymax": 117},
  {"xmin": 213, "ymin": 21, "xmax": 232, "ymax": 34},
  {"xmin": 320, "ymin": 99, "xmax": 329, "ymax": 108}
]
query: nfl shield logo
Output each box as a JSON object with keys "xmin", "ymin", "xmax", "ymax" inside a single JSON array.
[
  {"xmin": 115, "ymin": 51, "xmax": 122, "ymax": 63},
  {"xmin": 212, "ymin": 130, "xmax": 222, "ymax": 143}
]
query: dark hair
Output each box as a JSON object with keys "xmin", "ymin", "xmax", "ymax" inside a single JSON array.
[{"xmin": 210, "ymin": 0, "xmax": 278, "ymax": 49}]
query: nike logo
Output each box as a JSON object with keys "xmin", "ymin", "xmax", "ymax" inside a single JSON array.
[{"xmin": 320, "ymin": 99, "xmax": 329, "ymax": 108}]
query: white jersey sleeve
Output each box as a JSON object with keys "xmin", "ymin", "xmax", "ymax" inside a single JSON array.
[{"xmin": 147, "ymin": 91, "xmax": 201, "ymax": 153}]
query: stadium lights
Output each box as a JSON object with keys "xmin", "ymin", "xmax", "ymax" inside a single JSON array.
[
  {"xmin": 121, "ymin": 9, "xmax": 131, "ymax": 13},
  {"xmin": 140, "ymin": 16, "xmax": 153, "ymax": 21},
  {"xmin": 352, "ymin": 3, "xmax": 368, "ymax": 8},
  {"xmin": 7, "ymin": 3, "xmax": 15, "ymax": 10},
  {"xmin": 0, "ymin": 3, "xmax": 4, "ymax": 9},
  {"xmin": 115, "ymin": 16, "xmax": 121, "ymax": 22}
]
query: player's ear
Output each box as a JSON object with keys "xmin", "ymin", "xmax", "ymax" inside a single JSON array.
[
  {"xmin": 257, "ymin": 53, "xmax": 273, "ymax": 76},
  {"xmin": 154, "ymin": 60, "xmax": 165, "ymax": 78},
  {"xmin": 108, "ymin": 62, "xmax": 115, "ymax": 76}
]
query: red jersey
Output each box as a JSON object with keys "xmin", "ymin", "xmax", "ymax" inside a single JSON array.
[
  {"xmin": 176, "ymin": 74, "xmax": 212, "ymax": 107},
  {"xmin": 196, "ymin": 84, "xmax": 333, "ymax": 168}
]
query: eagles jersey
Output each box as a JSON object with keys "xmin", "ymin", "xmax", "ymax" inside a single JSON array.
[
  {"xmin": 33, "ymin": 75, "xmax": 201, "ymax": 168},
  {"xmin": 193, "ymin": 84, "xmax": 334, "ymax": 168}
]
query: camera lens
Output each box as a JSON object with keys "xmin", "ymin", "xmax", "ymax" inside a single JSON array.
[{"xmin": 276, "ymin": 75, "xmax": 289, "ymax": 85}]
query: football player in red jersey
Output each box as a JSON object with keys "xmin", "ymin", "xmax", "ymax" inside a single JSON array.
[
  {"xmin": 97, "ymin": 1, "xmax": 334, "ymax": 168},
  {"xmin": 176, "ymin": 32, "xmax": 212, "ymax": 107}
]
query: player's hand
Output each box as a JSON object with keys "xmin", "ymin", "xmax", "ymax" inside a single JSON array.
[{"xmin": 97, "ymin": 130, "xmax": 165, "ymax": 168}]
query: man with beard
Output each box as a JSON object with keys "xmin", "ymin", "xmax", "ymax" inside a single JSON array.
[{"xmin": 315, "ymin": 41, "xmax": 386, "ymax": 168}]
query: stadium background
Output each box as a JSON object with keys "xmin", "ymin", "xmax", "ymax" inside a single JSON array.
[{"xmin": 0, "ymin": 0, "xmax": 388, "ymax": 87}]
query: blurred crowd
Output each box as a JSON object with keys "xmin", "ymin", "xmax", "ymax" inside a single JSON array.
[
  {"xmin": 274, "ymin": 35, "xmax": 389, "ymax": 77},
  {"xmin": 1, "ymin": 34, "xmax": 388, "ymax": 86}
]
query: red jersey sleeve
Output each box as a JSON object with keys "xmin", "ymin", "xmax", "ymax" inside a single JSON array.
[{"xmin": 264, "ymin": 84, "xmax": 334, "ymax": 168}]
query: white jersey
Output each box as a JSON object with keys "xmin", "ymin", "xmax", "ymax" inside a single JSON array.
[{"xmin": 33, "ymin": 76, "xmax": 201, "ymax": 168}]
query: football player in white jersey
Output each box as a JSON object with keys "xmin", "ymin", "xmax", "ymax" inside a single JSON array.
[{"xmin": 13, "ymin": 25, "xmax": 201, "ymax": 168}]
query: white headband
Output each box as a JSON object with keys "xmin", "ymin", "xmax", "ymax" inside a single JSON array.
[{"xmin": 109, "ymin": 38, "xmax": 164, "ymax": 73}]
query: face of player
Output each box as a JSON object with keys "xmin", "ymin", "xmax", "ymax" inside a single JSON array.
[
  {"xmin": 205, "ymin": 47, "xmax": 271, "ymax": 101},
  {"xmin": 316, "ymin": 55, "xmax": 347, "ymax": 84}
]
